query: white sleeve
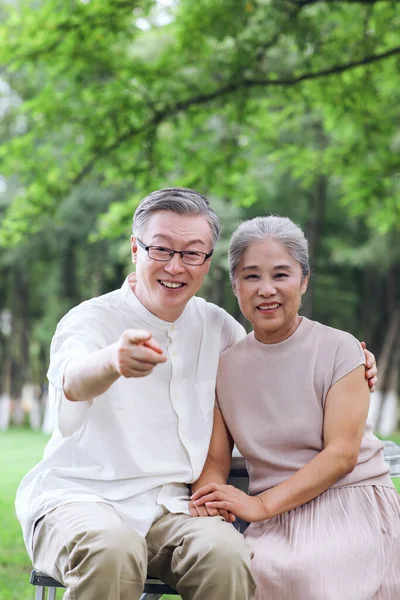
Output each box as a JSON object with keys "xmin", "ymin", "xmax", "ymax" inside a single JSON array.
[
  {"xmin": 46, "ymin": 304, "xmax": 107, "ymax": 437},
  {"xmin": 219, "ymin": 310, "xmax": 246, "ymax": 353}
]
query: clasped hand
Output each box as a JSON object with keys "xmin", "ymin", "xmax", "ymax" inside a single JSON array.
[{"xmin": 190, "ymin": 483, "xmax": 268, "ymax": 523}]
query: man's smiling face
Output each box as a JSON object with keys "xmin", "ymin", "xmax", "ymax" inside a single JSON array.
[{"xmin": 131, "ymin": 210, "xmax": 214, "ymax": 322}]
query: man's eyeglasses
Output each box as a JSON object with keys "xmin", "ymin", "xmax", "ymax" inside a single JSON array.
[{"xmin": 136, "ymin": 238, "xmax": 213, "ymax": 266}]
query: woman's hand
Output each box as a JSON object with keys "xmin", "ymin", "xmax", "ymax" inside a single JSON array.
[
  {"xmin": 191, "ymin": 483, "xmax": 268, "ymax": 522},
  {"xmin": 361, "ymin": 342, "xmax": 377, "ymax": 391}
]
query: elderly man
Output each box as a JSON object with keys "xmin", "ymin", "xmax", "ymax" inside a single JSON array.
[{"xmin": 16, "ymin": 188, "xmax": 376, "ymax": 600}]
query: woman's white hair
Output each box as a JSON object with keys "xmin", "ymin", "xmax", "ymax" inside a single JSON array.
[{"xmin": 229, "ymin": 215, "xmax": 310, "ymax": 280}]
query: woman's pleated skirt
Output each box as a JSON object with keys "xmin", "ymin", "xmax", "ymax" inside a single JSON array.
[{"xmin": 245, "ymin": 485, "xmax": 400, "ymax": 600}]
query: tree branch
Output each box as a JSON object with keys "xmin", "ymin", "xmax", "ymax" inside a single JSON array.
[
  {"xmin": 250, "ymin": 44, "xmax": 400, "ymax": 86},
  {"xmin": 72, "ymin": 44, "xmax": 400, "ymax": 185}
]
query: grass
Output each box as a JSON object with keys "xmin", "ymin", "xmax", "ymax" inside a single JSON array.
[
  {"xmin": 1, "ymin": 428, "xmax": 399, "ymax": 599},
  {"xmin": 381, "ymin": 431, "xmax": 400, "ymax": 445},
  {"xmin": 0, "ymin": 429, "xmax": 51, "ymax": 600}
]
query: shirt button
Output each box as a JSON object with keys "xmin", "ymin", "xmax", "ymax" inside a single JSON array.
[
  {"xmin": 172, "ymin": 352, "xmax": 177, "ymax": 357},
  {"xmin": 170, "ymin": 324, "xmax": 175, "ymax": 331}
]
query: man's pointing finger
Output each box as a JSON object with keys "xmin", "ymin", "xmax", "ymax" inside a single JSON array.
[
  {"xmin": 124, "ymin": 329, "xmax": 152, "ymax": 344},
  {"xmin": 142, "ymin": 337, "xmax": 165, "ymax": 355}
]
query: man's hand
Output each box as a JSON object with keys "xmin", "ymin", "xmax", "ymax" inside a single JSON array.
[
  {"xmin": 113, "ymin": 330, "xmax": 167, "ymax": 378},
  {"xmin": 188, "ymin": 499, "xmax": 236, "ymax": 523},
  {"xmin": 361, "ymin": 342, "xmax": 377, "ymax": 392},
  {"xmin": 191, "ymin": 483, "xmax": 267, "ymax": 523}
]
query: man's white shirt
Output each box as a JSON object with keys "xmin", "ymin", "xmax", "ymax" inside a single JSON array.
[{"xmin": 16, "ymin": 277, "xmax": 245, "ymax": 557}]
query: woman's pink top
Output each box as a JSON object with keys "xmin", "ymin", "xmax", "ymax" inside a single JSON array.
[{"xmin": 217, "ymin": 317, "xmax": 393, "ymax": 495}]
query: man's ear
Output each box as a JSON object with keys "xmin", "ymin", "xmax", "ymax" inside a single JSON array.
[{"xmin": 131, "ymin": 235, "xmax": 138, "ymax": 265}]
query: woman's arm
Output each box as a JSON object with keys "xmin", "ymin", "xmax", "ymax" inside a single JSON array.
[
  {"xmin": 192, "ymin": 365, "xmax": 370, "ymax": 522},
  {"xmin": 189, "ymin": 406, "xmax": 235, "ymax": 521},
  {"xmin": 193, "ymin": 406, "xmax": 233, "ymax": 489}
]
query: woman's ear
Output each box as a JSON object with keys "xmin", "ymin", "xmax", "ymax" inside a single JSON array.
[
  {"xmin": 232, "ymin": 281, "xmax": 238, "ymax": 298},
  {"xmin": 301, "ymin": 272, "xmax": 310, "ymax": 294}
]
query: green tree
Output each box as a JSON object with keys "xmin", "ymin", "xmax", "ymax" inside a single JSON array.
[
  {"xmin": 0, "ymin": 0, "xmax": 399, "ymax": 243},
  {"xmin": 0, "ymin": 0, "xmax": 399, "ymax": 411}
]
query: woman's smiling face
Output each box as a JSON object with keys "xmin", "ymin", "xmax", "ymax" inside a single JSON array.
[{"xmin": 233, "ymin": 239, "xmax": 309, "ymax": 344}]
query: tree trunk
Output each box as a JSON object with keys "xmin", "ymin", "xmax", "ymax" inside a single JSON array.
[
  {"xmin": 369, "ymin": 305, "xmax": 400, "ymax": 431},
  {"xmin": 377, "ymin": 335, "xmax": 400, "ymax": 435},
  {"xmin": 376, "ymin": 307, "xmax": 400, "ymax": 392},
  {"xmin": 302, "ymin": 174, "xmax": 327, "ymax": 318}
]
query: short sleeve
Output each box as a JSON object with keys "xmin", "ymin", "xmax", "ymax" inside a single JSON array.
[
  {"xmin": 219, "ymin": 310, "xmax": 246, "ymax": 353},
  {"xmin": 46, "ymin": 304, "xmax": 108, "ymax": 436},
  {"xmin": 331, "ymin": 332, "xmax": 365, "ymax": 387}
]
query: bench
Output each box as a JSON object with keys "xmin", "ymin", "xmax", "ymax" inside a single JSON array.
[
  {"xmin": 29, "ymin": 443, "xmax": 400, "ymax": 599},
  {"xmin": 382, "ymin": 440, "xmax": 400, "ymax": 477},
  {"xmin": 30, "ymin": 570, "xmax": 178, "ymax": 599}
]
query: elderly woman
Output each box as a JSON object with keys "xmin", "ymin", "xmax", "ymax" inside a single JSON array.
[{"xmin": 191, "ymin": 216, "xmax": 399, "ymax": 600}]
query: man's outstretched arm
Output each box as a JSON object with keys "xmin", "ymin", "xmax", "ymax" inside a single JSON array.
[{"xmin": 63, "ymin": 329, "xmax": 166, "ymax": 402}]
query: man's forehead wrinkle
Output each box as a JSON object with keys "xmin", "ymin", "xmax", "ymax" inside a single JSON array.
[{"xmin": 150, "ymin": 233, "xmax": 207, "ymax": 247}]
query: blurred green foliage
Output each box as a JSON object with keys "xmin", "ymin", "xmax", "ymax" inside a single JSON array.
[{"xmin": 0, "ymin": 0, "xmax": 399, "ymax": 393}]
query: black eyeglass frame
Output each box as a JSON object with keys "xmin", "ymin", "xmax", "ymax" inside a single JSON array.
[{"xmin": 136, "ymin": 238, "xmax": 214, "ymax": 266}]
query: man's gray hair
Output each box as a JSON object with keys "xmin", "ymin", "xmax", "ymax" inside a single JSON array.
[
  {"xmin": 132, "ymin": 187, "xmax": 220, "ymax": 246},
  {"xmin": 229, "ymin": 215, "xmax": 310, "ymax": 280}
]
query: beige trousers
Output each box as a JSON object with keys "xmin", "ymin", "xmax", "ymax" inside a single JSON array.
[{"xmin": 33, "ymin": 502, "xmax": 256, "ymax": 600}]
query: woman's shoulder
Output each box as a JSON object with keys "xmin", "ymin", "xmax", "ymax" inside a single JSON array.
[
  {"xmin": 306, "ymin": 318, "xmax": 361, "ymax": 348},
  {"xmin": 306, "ymin": 319, "xmax": 365, "ymax": 382}
]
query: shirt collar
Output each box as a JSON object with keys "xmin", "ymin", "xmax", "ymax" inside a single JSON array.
[{"xmin": 121, "ymin": 275, "xmax": 189, "ymax": 332}]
